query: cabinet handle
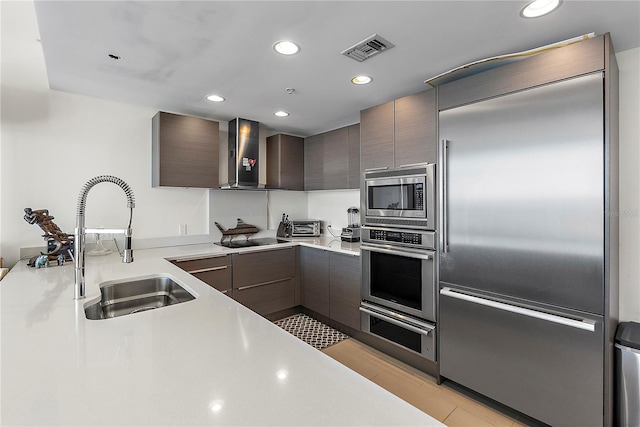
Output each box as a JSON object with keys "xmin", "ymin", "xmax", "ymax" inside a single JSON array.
[
  {"xmin": 188, "ymin": 265, "xmax": 228, "ymax": 274},
  {"xmin": 398, "ymin": 162, "xmax": 430, "ymax": 168},
  {"xmin": 235, "ymin": 247, "xmax": 293, "ymax": 255},
  {"xmin": 172, "ymin": 254, "xmax": 227, "ymax": 263},
  {"xmin": 236, "ymin": 277, "xmax": 293, "ymax": 291},
  {"xmin": 440, "ymin": 288, "xmax": 596, "ymax": 332}
]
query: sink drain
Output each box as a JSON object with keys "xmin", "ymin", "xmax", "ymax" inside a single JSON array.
[{"xmin": 130, "ymin": 306, "xmax": 157, "ymax": 314}]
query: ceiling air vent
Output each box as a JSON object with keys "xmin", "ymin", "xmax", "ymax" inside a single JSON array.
[{"xmin": 341, "ymin": 34, "xmax": 395, "ymax": 62}]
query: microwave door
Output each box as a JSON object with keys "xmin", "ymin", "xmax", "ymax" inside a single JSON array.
[
  {"xmin": 367, "ymin": 181, "xmax": 416, "ymax": 213},
  {"xmin": 369, "ymin": 185, "xmax": 400, "ymax": 211}
]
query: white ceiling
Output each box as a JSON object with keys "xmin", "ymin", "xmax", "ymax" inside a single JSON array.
[{"xmin": 34, "ymin": 1, "xmax": 640, "ymax": 137}]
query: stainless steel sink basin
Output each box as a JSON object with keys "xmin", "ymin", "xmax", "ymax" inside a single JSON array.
[{"xmin": 84, "ymin": 275, "xmax": 196, "ymax": 320}]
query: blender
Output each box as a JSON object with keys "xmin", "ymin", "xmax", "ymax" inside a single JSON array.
[{"xmin": 341, "ymin": 207, "xmax": 361, "ymax": 242}]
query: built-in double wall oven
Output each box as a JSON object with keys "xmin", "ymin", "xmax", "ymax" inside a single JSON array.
[{"xmin": 360, "ymin": 164, "xmax": 437, "ymax": 362}]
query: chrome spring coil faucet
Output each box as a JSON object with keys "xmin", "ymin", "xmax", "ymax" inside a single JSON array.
[{"xmin": 74, "ymin": 175, "xmax": 135, "ymax": 299}]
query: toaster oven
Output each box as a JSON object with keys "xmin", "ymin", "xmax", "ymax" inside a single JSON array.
[{"xmin": 291, "ymin": 220, "xmax": 321, "ymax": 237}]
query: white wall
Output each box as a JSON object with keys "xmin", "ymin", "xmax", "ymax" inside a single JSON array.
[
  {"xmin": 308, "ymin": 190, "xmax": 360, "ymax": 236},
  {"xmin": 208, "ymin": 189, "xmax": 356, "ymax": 240},
  {"xmin": 616, "ymin": 47, "xmax": 640, "ymax": 323},
  {"xmin": 0, "ymin": 1, "xmax": 210, "ymax": 267}
]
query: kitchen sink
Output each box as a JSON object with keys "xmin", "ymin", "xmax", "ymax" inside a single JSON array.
[{"xmin": 84, "ymin": 275, "xmax": 196, "ymax": 320}]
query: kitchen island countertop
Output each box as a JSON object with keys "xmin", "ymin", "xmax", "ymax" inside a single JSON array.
[{"xmin": 0, "ymin": 240, "xmax": 441, "ymax": 426}]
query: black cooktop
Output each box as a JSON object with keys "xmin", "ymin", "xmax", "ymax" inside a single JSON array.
[{"xmin": 214, "ymin": 237, "xmax": 289, "ymax": 248}]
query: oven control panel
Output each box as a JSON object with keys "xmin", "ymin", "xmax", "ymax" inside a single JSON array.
[
  {"xmin": 363, "ymin": 226, "xmax": 436, "ymax": 250},
  {"xmin": 369, "ymin": 229, "xmax": 422, "ymax": 245}
]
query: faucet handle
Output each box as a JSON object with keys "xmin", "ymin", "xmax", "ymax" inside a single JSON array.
[
  {"xmin": 112, "ymin": 228, "xmax": 134, "ymax": 263},
  {"xmin": 122, "ymin": 248, "xmax": 134, "ymax": 263}
]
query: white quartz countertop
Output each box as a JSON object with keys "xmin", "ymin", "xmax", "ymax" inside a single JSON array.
[{"xmin": 0, "ymin": 240, "xmax": 442, "ymax": 426}]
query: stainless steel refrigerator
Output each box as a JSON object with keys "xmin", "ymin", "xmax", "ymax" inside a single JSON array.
[{"xmin": 438, "ymin": 72, "xmax": 609, "ymax": 426}]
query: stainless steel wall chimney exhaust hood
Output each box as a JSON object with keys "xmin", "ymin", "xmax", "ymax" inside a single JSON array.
[{"xmin": 222, "ymin": 117, "xmax": 263, "ymax": 189}]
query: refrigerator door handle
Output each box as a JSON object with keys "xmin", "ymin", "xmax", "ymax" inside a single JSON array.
[
  {"xmin": 440, "ymin": 288, "xmax": 596, "ymax": 332},
  {"xmin": 440, "ymin": 139, "xmax": 449, "ymax": 253}
]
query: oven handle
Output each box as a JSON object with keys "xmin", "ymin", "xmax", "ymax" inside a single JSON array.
[
  {"xmin": 360, "ymin": 305, "xmax": 435, "ymax": 336},
  {"xmin": 360, "ymin": 243, "xmax": 433, "ymax": 260}
]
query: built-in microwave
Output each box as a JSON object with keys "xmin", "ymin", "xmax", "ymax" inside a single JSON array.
[{"xmin": 363, "ymin": 164, "xmax": 435, "ymax": 230}]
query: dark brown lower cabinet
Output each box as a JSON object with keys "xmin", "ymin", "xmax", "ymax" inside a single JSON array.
[
  {"xmin": 329, "ymin": 252, "xmax": 361, "ymax": 330},
  {"xmin": 171, "ymin": 255, "xmax": 232, "ymax": 296},
  {"xmin": 234, "ymin": 278, "xmax": 296, "ymax": 316},
  {"xmin": 300, "ymin": 246, "xmax": 330, "ymax": 317},
  {"xmin": 301, "ymin": 246, "xmax": 362, "ymax": 330},
  {"xmin": 172, "ymin": 246, "xmax": 360, "ymax": 324},
  {"xmin": 232, "ymin": 247, "xmax": 297, "ymax": 316}
]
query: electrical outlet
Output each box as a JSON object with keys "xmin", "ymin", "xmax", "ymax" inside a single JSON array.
[{"xmin": 179, "ymin": 224, "xmax": 187, "ymax": 236}]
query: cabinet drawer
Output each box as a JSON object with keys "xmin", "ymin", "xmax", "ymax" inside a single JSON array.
[
  {"xmin": 233, "ymin": 278, "xmax": 295, "ymax": 316},
  {"xmin": 171, "ymin": 255, "xmax": 230, "ymax": 273},
  {"xmin": 192, "ymin": 266, "xmax": 232, "ymax": 292},
  {"xmin": 232, "ymin": 247, "xmax": 295, "ymax": 289}
]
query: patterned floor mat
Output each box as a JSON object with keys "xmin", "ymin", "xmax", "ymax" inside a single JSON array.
[{"xmin": 274, "ymin": 313, "xmax": 349, "ymax": 350}]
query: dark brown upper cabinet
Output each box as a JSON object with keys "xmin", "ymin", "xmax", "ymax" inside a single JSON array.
[
  {"xmin": 152, "ymin": 111, "xmax": 220, "ymax": 188},
  {"xmin": 304, "ymin": 123, "xmax": 360, "ymax": 191},
  {"xmin": 323, "ymin": 127, "xmax": 349, "ymax": 190},
  {"xmin": 360, "ymin": 89, "xmax": 436, "ymax": 173},
  {"xmin": 266, "ymin": 133, "xmax": 305, "ymax": 191},
  {"xmin": 347, "ymin": 124, "xmax": 361, "ymax": 189},
  {"xmin": 360, "ymin": 101, "xmax": 394, "ymax": 171},
  {"xmin": 438, "ymin": 35, "xmax": 605, "ymax": 111},
  {"xmin": 304, "ymin": 133, "xmax": 324, "ymax": 191}
]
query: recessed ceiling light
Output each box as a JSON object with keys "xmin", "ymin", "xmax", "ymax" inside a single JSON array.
[
  {"xmin": 273, "ymin": 41, "xmax": 300, "ymax": 55},
  {"xmin": 206, "ymin": 94, "xmax": 225, "ymax": 102},
  {"xmin": 351, "ymin": 75, "xmax": 372, "ymax": 85},
  {"xmin": 209, "ymin": 400, "xmax": 224, "ymax": 413},
  {"xmin": 520, "ymin": 0, "xmax": 561, "ymax": 18},
  {"xmin": 274, "ymin": 111, "xmax": 289, "ymax": 117}
]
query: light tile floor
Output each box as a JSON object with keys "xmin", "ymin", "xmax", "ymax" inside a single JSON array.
[{"xmin": 322, "ymin": 339, "xmax": 528, "ymax": 427}]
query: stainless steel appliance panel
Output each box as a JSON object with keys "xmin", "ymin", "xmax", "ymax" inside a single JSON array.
[
  {"xmin": 364, "ymin": 164, "xmax": 435, "ymax": 230},
  {"xmin": 227, "ymin": 118, "xmax": 260, "ymax": 188},
  {"xmin": 361, "ymin": 243, "xmax": 436, "ymax": 322},
  {"xmin": 439, "ymin": 73, "xmax": 604, "ymax": 314},
  {"xmin": 616, "ymin": 344, "xmax": 640, "ymax": 426},
  {"xmin": 360, "ymin": 302, "xmax": 436, "ymax": 362},
  {"xmin": 440, "ymin": 287, "xmax": 604, "ymax": 427},
  {"xmin": 615, "ymin": 322, "xmax": 640, "ymax": 427}
]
